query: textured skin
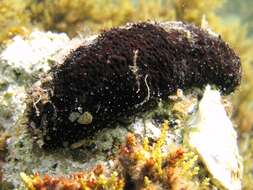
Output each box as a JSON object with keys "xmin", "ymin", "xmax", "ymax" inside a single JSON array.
[{"xmin": 28, "ymin": 22, "xmax": 241, "ymax": 148}]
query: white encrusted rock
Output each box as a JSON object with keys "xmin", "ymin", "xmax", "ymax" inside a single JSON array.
[
  {"xmin": 0, "ymin": 31, "xmax": 70, "ymax": 130},
  {"xmin": 1, "ymin": 31, "xmax": 70, "ymax": 74}
]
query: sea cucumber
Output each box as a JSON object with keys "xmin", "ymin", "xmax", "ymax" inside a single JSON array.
[{"xmin": 27, "ymin": 21, "xmax": 241, "ymax": 148}]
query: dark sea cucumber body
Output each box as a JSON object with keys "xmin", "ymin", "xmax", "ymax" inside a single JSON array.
[{"xmin": 28, "ymin": 22, "xmax": 241, "ymax": 148}]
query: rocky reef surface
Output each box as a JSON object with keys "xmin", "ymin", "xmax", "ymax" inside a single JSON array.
[{"xmin": 0, "ymin": 22, "xmax": 243, "ymax": 190}]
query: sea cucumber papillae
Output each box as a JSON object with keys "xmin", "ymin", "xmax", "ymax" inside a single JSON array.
[{"xmin": 27, "ymin": 22, "xmax": 241, "ymax": 148}]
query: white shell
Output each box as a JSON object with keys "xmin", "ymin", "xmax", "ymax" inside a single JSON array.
[{"xmin": 189, "ymin": 86, "xmax": 243, "ymax": 190}]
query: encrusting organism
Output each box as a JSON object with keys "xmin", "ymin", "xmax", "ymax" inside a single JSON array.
[{"xmin": 26, "ymin": 21, "xmax": 241, "ymax": 148}]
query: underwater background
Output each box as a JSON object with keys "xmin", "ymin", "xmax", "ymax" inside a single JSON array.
[{"xmin": 0, "ymin": 0, "xmax": 252, "ymax": 189}]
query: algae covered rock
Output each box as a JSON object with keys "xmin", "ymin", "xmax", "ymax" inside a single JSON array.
[{"xmin": 0, "ymin": 21, "xmax": 243, "ymax": 190}]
